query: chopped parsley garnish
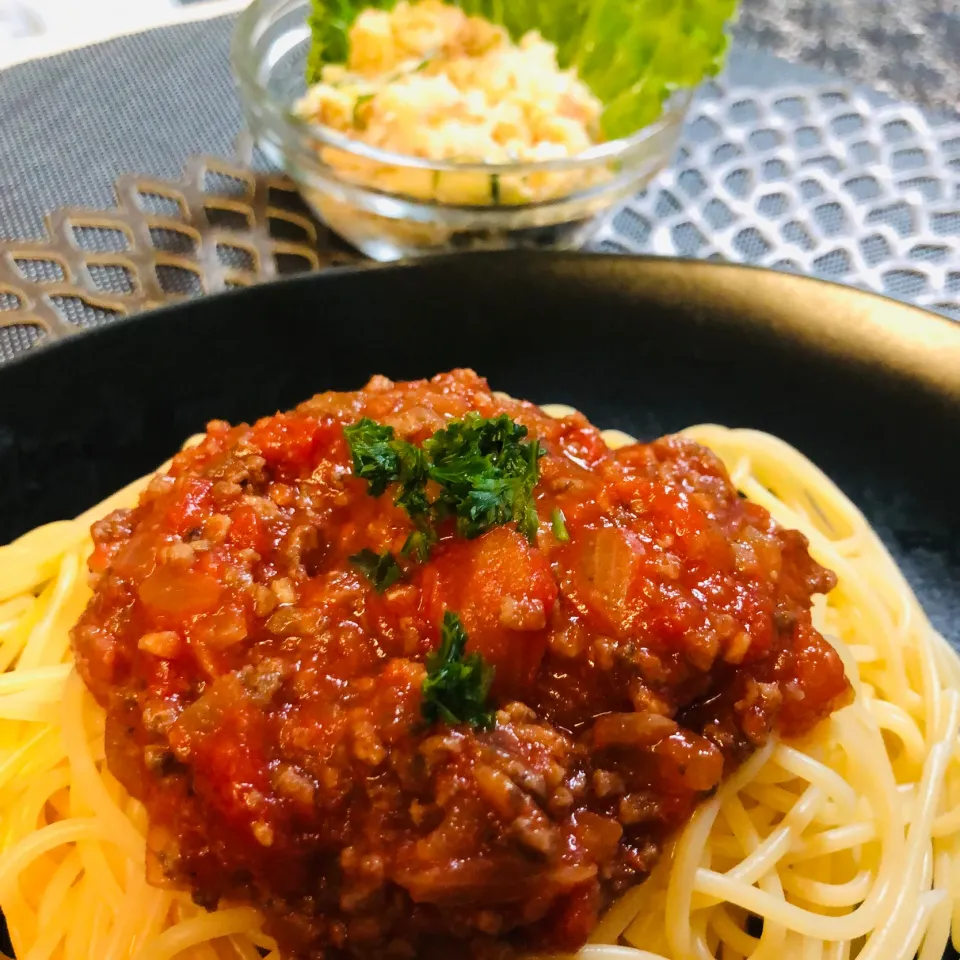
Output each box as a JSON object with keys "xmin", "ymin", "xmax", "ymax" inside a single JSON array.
[
  {"xmin": 421, "ymin": 612, "xmax": 495, "ymax": 730},
  {"xmin": 343, "ymin": 419, "xmax": 400, "ymax": 497},
  {"xmin": 551, "ymin": 507, "xmax": 569, "ymax": 543},
  {"xmin": 402, "ymin": 528, "xmax": 436, "ymax": 564},
  {"xmin": 344, "ymin": 413, "xmax": 545, "ymax": 567},
  {"xmin": 392, "ymin": 441, "xmax": 431, "ymax": 520},
  {"xmin": 424, "ymin": 414, "xmax": 544, "ymax": 542},
  {"xmin": 349, "ymin": 549, "xmax": 403, "ymax": 592}
]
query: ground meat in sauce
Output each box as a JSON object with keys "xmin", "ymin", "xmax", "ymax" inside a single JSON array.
[{"xmin": 71, "ymin": 370, "xmax": 851, "ymax": 959}]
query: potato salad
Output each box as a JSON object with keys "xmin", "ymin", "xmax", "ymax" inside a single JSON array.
[{"xmin": 295, "ymin": 0, "xmax": 606, "ymax": 205}]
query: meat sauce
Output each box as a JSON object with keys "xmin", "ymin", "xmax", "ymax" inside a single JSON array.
[{"xmin": 71, "ymin": 370, "xmax": 850, "ymax": 959}]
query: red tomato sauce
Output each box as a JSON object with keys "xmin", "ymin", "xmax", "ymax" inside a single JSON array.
[{"xmin": 72, "ymin": 370, "xmax": 850, "ymax": 958}]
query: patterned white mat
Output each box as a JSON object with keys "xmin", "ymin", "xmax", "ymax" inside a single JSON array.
[{"xmin": 590, "ymin": 78, "xmax": 960, "ymax": 321}]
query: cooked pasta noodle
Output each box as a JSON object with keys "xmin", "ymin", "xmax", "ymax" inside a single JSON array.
[{"xmin": 1, "ymin": 422, "xmax": 958, "ymax": 960}]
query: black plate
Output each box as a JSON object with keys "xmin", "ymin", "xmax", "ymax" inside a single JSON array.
[{"xmin": 1, "ymin": 251, "xmax": 960, "ymax": 955}]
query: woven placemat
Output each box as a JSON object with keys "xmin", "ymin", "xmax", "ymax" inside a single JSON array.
[{"xmin": 0, "ymin": 149, "xmax": 358, "ymax": 358}]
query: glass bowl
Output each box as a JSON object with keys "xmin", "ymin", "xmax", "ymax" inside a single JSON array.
[{"xmin": 232, "ymin": 0, "xmax": 693, "ymax": 261}]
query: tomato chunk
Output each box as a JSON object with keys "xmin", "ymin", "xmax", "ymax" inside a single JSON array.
[{"xmin": 427, "ymin": 526, "xmax": 558, "ymax": 695}]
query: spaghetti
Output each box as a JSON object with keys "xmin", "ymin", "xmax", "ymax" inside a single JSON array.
[{"xmin": 0, "ymin": 420, "xmax": 958, "ymax": 960}]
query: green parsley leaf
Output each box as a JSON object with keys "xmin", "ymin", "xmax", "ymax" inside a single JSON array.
[
  {"xmin": 425, "ymin": 414, "xmax": 545, "ymax": 543},
  {"xmin": 402, "ymin": 527, "xmax": 436, "ymax": 564},
  {"xmin": 345, "ymin": 413, "xmax": 545, "ymax": 553},
  {"xmin": 343, "ymin": 418, "xmax": 400, "ymax": 497},
  {"xmin": 421, "ymin": 611, "xmax": 495, "ymax": 730},
  {"xmin": 306, "ymin": 0, "xmax": 736, "ymax": 140},
  {"xmin": 393, "ymin": 441, "xmax": 431, "ymax": 519},
  {"xmin": 344, "ymin": 418, "xmax": 431, "ymax": 513},
  {"xmin": 552, "ymin": 507, "xmax": 570, "ymax": 543},
  {"xmin": 350, "ymin": 548, "xmax": 403, "ymax": 592}
]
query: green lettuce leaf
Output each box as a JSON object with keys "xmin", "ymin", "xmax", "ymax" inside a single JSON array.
[{"xmin": 306, "ymin": 0, "xmax": 737, "ymax": 139}]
